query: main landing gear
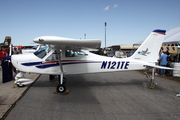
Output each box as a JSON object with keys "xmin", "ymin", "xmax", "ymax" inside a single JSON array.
[
  {"xmin": 57, "ymin": 75, "xmax": 67, "ymax": 93},
  {"xmin": 55, "ymin": 47, "xmax": 69, "ymax": 94},
  {"xmin": 49, "ymin": 75, "xmax": 66, "ymax": 84},
  {"xmin": 57, "ymin": 84, "xmax": 66, "ymax": 93},
  {"xmin": 50, "ymin": 75, "xmax": 68, "ymax": 94},
  {"xmin": 143, "ymin": 68, "xmax": 157, "ymax": 89}
]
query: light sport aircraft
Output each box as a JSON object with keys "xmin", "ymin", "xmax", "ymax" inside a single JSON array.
[{"xmin": 11, "ymin": 29, "xmax": 173, "ymax": 93}]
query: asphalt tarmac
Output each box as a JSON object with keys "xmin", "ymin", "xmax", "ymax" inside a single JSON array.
[
  {"xmin": 0, "ymin": 70, "xmax": 39, "ymax": 120},
  {"xmin": 5, "ymin": 71, "xmax": 180, "ymax": 120}
]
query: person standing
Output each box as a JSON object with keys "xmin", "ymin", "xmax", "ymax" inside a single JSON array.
[
  {"xmin": 0, "ymin": 47, "xmax": 7, "ymax": 66},
  {"xmin": 13, "ymin": 47, "xmax": 19, "ymax": 54},
  {"xmin": 18, "ymin": 48, "xmax": 22, "ymax": 54},
  {"xmin": 104, "ymin": 49, "xmax": 107, "ymax": 56},
  {"xmin": 159, "ymin": 50, "xmax": 168, "ymax": 76}
]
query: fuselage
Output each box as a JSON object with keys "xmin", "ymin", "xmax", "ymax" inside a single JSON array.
[{"xmin": 11, "ymin": 46, "xmax": 147, "ymax": 75}]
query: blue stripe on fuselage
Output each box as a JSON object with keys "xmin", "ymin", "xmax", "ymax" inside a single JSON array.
[
  {"xmin": 21, "ymin": 61, "xmax": 130, "ymax": 69},
  {"xmin": 21, "ymin": 62, "xmax": 43, "ymax": 66}
]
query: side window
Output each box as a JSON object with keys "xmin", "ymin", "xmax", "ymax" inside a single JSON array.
[
  {"xmin": 65, "ymin": 50, "xmax": 87, "ymax": 57},
  {"xmin": 66, "ymin": 50, "xmax": 74, "ymax": 57},
  {"xmin": 45, "ymin": 50, "xmax": 62, "ymax": 61}
]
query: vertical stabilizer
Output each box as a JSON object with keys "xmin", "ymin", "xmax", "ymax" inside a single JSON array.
[
  {"xmin": 0, "ymin": 36, "xmax": 11, "ymax": 48},
  {"xmin": 4, "ymin": 36, "xmax": 11, "ymax": 46},
  {"xmin": 130, "ymin": 29, "xmax": 166, "ymax": 63}
]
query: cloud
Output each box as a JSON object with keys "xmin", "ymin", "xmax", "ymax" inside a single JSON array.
[
  {"xmin": 104, "ymin": 4, "xmax": 118, "ymax": 11},
  {"xmin": 104, "ymin": 6, "xmax": 110, "ymax": 10},
  {"xmin": 113, "ymin": 4, "xmax": 118, "ymax": 8}
]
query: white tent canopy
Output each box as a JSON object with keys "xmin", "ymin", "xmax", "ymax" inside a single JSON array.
[
  {"xmin": 163, "ymin": 27, "xmax": 180, "ymax": 45},
  {"xmin": 133, "ymin": 27, "xmax": 180, "ymax": 46}
]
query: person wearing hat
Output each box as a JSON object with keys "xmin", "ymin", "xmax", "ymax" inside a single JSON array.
[
  {"xmin": 159, "ymin": 50, "xmax": 168, "ymax": 76},
  {"xmin": 13, "ymin": 47, "xmax": 19, "ymax": 54}
]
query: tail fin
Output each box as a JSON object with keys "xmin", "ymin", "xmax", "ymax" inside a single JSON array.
[
  {"xmin": 130, "ymin": 29, "xmax": 166, "ymax": 63},
  {"xmin": 0, "ymin": 36, "xmax": 11, "ymax": 47},
  {"xmin": 4, "ymin": 36, "xmax": 11, "ymax": 46}
]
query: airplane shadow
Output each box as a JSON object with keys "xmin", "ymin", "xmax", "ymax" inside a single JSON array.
[
  {"xmin": 32, "ymin": 74, "xmax": 145, "ymax": 88},
  {"xmin": 31, "ymin": 73, "xmax": 173, "ymax": 95},
  {"xmin": 28, "ymin": 73, "xmax": 178, "ymax": 105}
]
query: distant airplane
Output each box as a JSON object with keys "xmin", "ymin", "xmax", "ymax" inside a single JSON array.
[
  {"xmin": 22, "ymin": 45, "xmax": 45, "ymax": 54},
  {"xmin": 0, "ymin": 36, "xmax": 11, "ymax": 48},
  {"xmin": 10, "ymin": 29, "xmax": 173, "ymax": 93}
]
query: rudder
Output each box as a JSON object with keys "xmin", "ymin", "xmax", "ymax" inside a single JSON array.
[
  {"xmin": 130, "ymin": 29, "xmax": 166, "ymax": 63},
  {"xmin": 4, "ymin": 36, "xmax": 11, "ymax": 46}
]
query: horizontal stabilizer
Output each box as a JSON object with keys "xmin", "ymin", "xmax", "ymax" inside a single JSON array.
[{"xmin": 145, "ymin": 64, "xmax": 173, "ymax": 70}]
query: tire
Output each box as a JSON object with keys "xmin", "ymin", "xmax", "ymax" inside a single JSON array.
[{"xmin": 57, "ymin": 84, "xmax": 66, "ymax": 93}]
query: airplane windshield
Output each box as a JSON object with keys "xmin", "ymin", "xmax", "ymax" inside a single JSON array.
[
  {"xmin": 34, "ymin": 46, "xmax": 51, "ymax": 59},
  {"xmin": 32, "ymin": 45, "xmax": 38, "ymax": 50}
]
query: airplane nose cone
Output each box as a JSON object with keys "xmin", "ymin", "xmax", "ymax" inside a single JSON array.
[
  {"xmin": 11, "ymin": 54, "xmax": 31, "ymax": 72},
  {"xmin": 11, "ymin": 55, "xmax": 19, "ymax": 68}
]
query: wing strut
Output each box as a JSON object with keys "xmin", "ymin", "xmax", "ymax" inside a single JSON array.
[
  {"xmin": 57, "ymin": 49, "xmax": 63, "ymax": 84},
  {"xmin": 56, "ymin": 48, "xmax": 66, "ymax": 93}
]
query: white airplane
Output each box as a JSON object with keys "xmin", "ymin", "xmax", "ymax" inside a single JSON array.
[{"xmin": 11, "ymin": 29, "xmax": 173, "ymax": 93}]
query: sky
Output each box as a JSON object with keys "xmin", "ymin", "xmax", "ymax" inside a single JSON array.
[{"xmin": 0, "ymin": 0, "xmax": 180, "ymax": 47}]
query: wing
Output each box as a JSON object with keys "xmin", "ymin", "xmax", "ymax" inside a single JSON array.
[{"xmin": 33, "ymin": 36, "xmax": 101, "ymax": 49}]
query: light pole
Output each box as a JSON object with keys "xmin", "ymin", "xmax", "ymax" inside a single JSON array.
[
  {"xmin": 105, "ymin": 22, "xmax": 107, "ymax": 48},
  {"xmin": 84, "ymin": 33, "xmax": 86, "ymax": 39}
]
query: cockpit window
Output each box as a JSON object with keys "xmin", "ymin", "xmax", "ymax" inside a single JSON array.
[
  {"xmin": 45, "ymin": 53, "xmax": 58, "ymax": 61},
  {"xmin": 65, "ymin": 50, "xmax": 87, "ymax": 57},
  {"xmin": 45, "ymin": 50, "xmax": 62, "ymax": 61},
  {"xmin": 34, "ymin": 46, "xmax": 51, "ymax": 59}
]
